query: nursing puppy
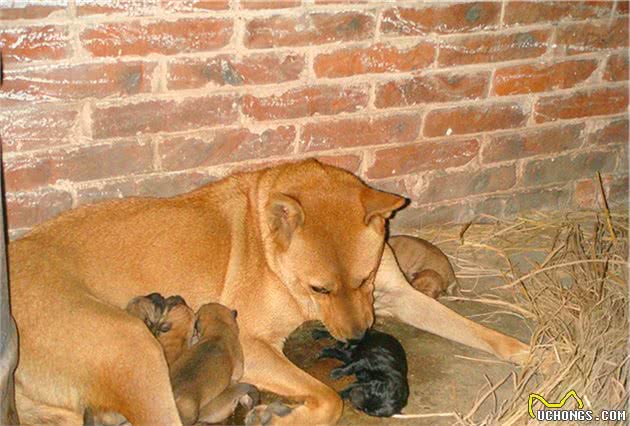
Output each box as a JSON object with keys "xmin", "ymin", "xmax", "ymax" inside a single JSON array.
[
  {"xmin": 389, "ymin": 235, "xmax": 457, "ymax": 299},
  {"xmin": 125, "ymin": 292, "xmax": 168, "ymax": 336},
  {"xmin": 170, "ymin": 303, "xmax": 257, "ymax": 425},
  {"xmin": 316, "ymin": 329, "xmax": 408, "ymax": 417},
  {"xmin": 158, "ymin": 296, "xmax": 196, "ymax": 366}
]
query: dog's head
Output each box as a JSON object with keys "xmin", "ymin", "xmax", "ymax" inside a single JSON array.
[{"xmin": 261, "ymin": 160, "xmax": 405, "ymax": 342}]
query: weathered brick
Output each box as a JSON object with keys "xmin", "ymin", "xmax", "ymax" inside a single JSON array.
[
  {"xmin": 588, "ymin": 118, "xmax": 629, "ymax": 146},
  {"xmin": 0, "ymin": 105, "xmax": 79, "ymax": 153},
  {"xmin": 313, "ymin": 42, "xmax": 434, "ymax": 78},
  {"xmin": 617, "ymin": 143, "xmax": 628, "ymax": 173},
  {"xmin": 391, "ymin": 202, "xmax": 474, "ymax": 229},
  {"xmin": 245, "ymin": 12, "xmax": 374, "ymax": 48},
  {"xmin": 416, "ymin": 165, "xmax": 516, "ymax": 204},
  {"xmin": 76, "ymin": 171, "xmax": 216, "ymax": 206},
  {"xmin": 0, "ymin": 61, "xmax": 156, "ymax": 106},
  {"xmin": 556, "ymin": 18, "xmax": 628, "ymax": 55},
  {"xmin": 375, "ymin": 71, "xmax": 489, "ymax": 108},
  {"xmin": 92, "ymin": 95, "xmax": 239, "ymax": 139},
  {"xmin": 482, "ymin": 123, "xmax": 585, "ymax": 163},
  {"xmin": 300, "ymin": 114, "xmax": 422, "ymax": 152},
  {"xmin": 161, "ymin": 0, "xmax": 228, "ymax": 12},
  {"xmin": 618, "ymin": 1, "xmax": 629, "ymax": 14},
  {"xmin": 424, "ymin": 102, "xmax": 528, "ymax": 137},
  {"xmin": 0, "ymin": 1, "xmax": 67, "ymax": 19},
  {"xmin": 574, "ymin": 175, "xmax": 628, "ymax": 209},
  {"xmin": 603, "ymin": 52, "xmax": 629, "ymax": 81},
  {"xmin": 315, "ymin": 154, "xmax": 362, "ymax": 174},
  {"xmin": 381, "ymin": 3, "xmax": 501, "ymax": 36},
  {"xmin": 366, "ymin": 138, "xmax": 480, "ymax": 179},
  {"xmin": 492, "ymin": 59, "xmax": 597, "ymax": 96},
  {"xmin": 0, "ymin": 25, "xmax": 71, "ymax": 64},
  {"xmin": 5, "ymin": 188, "xmax": 73, "ymax": 230},
  {"xmin": 438, "ymin": 30, "xmax": 550, "ymax": 66},
  {"xmin": 3, "ymin": 141, "xmax": 154, "ymax": 192},
  {"xmin": 534, "ymin": 86, "xmax": 629, "ymax": 123},
  {"xmin": 522, "ymin": 150, "xmax": 617, "ymax": 187},
  {"xmin": 167, "ymin": 53, "xmax": 304, "ymax": 90},
  {"xmin": 81, "ymin": 18, "xmax": 232, "ymax": 57},
  {"xmin": 242, "ymin": 85, "xmax": 368, "ymax": 121},
  {"xmin": 76, "ymin": 0, "xmax": 158, "ymax": 16},
  {"xmin": 504, "ymin": 1, "xmax": 613, "ymax": 26},
  {"xmin": 241, "ymin": 0, "xmax": 300, "ymax": 9},
  {"xmin": 503, "ymin": 187, "xmax": 571, "ymax": 216},
  {"xmin": 159, "ymin": 126, "xmax": 296, "ymax": 171}
]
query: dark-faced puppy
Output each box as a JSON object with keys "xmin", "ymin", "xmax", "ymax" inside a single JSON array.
[
  {"xmin": 158, "ymin": 296, "xmax": 196, "ymax": 366},
  {"xmin": 316, "ymin": 328, "xmax": 409, "ymax": 417},
  {"xmin": 125, "ymin": 293, "xmax": 169, "ymax": 336}
]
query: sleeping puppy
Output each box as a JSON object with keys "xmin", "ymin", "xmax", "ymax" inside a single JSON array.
[
  {"xmin": 157, "ymin": 296, "xmax": 196, "ymax": 366},
  {"xmin": 315, "ymin": 328, "xmax": 409, "ymax": 417},
  {"xmin": 125, "ymin": 292, "xmax": 169, "ymax": 336}
]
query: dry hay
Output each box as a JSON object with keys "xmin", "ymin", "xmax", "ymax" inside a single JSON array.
[{"xmin": 397, "ymin": 210, "xmax": 628, "ymax": 425}]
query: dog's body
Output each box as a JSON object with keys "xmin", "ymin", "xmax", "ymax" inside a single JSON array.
[
  {"xmin": 9, "ymin": 160, "xmax": 528, "ymax": 425},
  {"xmin": 389, "ymin": 235, "xmax": 456, "ymax": 299},
  {"xmin": 318, "ymin": 329, "xmax": 408, "ymax": 417}
]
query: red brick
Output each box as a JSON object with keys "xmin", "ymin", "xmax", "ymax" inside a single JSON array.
[
  {"xmin": 424, "ymin": 102, "xmax": 528, "ymax": 137},
  {"xmin": 504, "ymin": 1, "xmax": 613, "ymax": 26},
  {"xmin": 375, "ymin": 71, "xmax": 489, "ymax": 108},
  {"xmin": 556, "ymin": 18, "xmax": 628, "ymax": 55},
  {"xmin": 438, "ymin": 30, "xmax": 550, "ymax": 66},
  {"xmin": 0, "ymin": 105, "xmax": 79, "ymax": 153},
  {"xmin": 0, "ymin": 2, "xmax": 67, "ymax": 20},
  {"xmin": 76, "ymin": 0, "xmax": 158, "ymax": 16},
  {"xmin": 366, "ymin": 138, "xmax": 480, "ymax": 179},
  {"xmin": 3, "ymin": 141, "xmax": 154, "ymax": 192},
  {"xmin": 0, "ymin": 25, "xmax": 71, "ymax": 64},
  {"xmin": 503, "ymin": 187, "xmax": 571, "ymax": 216},
  {"xmin": 241, "ymin": 0, "xmax": 300, "ymax": 9},
  {"xmin": 588, "ymin": 118, "xmax": 629, "ymax": 146},
  {"xmin": 316, "ymin": 154, "xmax": 362, "ymax": 174},
  {"xmin": 0, "ymin": 61, "xmax": 156, "ymax": 106},
  {"xmin": 242, "ymin": 85, "xmax": 368, "ymax": 121},
  {"xmin": 416, "ymin": 165, "xmax": 516, "ymax": 204},
  {"xmin": 492, "ymin": 59, "xmax": 597, "ymax": 96},
  {"xmin": 534, "ymin": 86, "xmax": 629, "ymax": 123},
  {"xmin": 159, "ymin": 126, "xmax": 296, "ymax": 171},
  {"xmin": 161, "ymin": 0, "xmax": 228, "ymax": 12},
  {"xmin": 300, "ymin": 114, "xmax": 421, "ymax": 152},
  {"xmin": 76, "ymin": 171, "xmax": 216, "ymax": 206},
  {"xmin": 618, "ymin": 1, "xmax": 629, "ymax": 14},
  {"xmin": 92, "ymin": 95, "xmax": 239, "ymax": 139},
  {"xmin": 5, "ymin": 188, "xmax": 73, "ymax": 230},
  {"xmin": 574, "ymin": 175, "xmax": 628, "ymax": 209},
  {"xmin": 522, "ymin": 150, "xmax": 617, "ymax": 187},
  {"xmin": 167, "ymin": 53, "xmax": 304, "ymax": 90},
  {"xmin": 81, "ymin": 18, "xmax": 232, "ymax": 58},
  {"xmin": 245, "ymin": 12, "xmax": 374, "ymax": 48},
  {"xmin": 603, "ymin": 52, "xmax": 629, "ymax": 81},
  {"xmin": 313, "ymin": 42, "xmax": 434, "ymax": 78},
  {"xmin": 381, "ymin": 3, "xmax": 501, "ymax": 36},
  {"xmin": 482, "ymin": 123, "xmax": 585, "ymax": 163}
]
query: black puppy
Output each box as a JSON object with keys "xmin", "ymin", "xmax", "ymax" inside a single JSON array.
[{"xmin": 314, "ymin": 328, "xmax": 409, "ymax": 417}]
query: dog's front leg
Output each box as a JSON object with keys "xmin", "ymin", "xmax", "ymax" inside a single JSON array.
[
  {"xmin": 374, "ymin": 244, "xmax": 529, "ymax": 364},
  {"xmin": 241, "ymin": 337, "xmax": 343, "ymax": 426}
]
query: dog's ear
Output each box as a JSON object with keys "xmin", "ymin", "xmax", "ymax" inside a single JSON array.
[
  {"xmin": 361, "ymin": 188, "xmax": 406, "ymax": 228},
  {"xmin": 265, "ymin": 193, "xmax": 304, "ymax": 248}
]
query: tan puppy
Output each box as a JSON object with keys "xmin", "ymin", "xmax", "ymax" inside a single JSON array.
[
  {"xmin": 9, "ymin": 159, "xmax": 529, "ymax": 425},
  {"xmin": 389, "ymin": 235, "xmax": 457, "ymax": 299},
  {"xmin": 125, "ymin": 293, "xmax": 168, "ymax": 336},
  {"xmin": 158, "ymin": 296, "xmax": 196, "ymax": 366},
  {"xmin": 170, "ymin": 303, "xmax": 255, "ymax": 425}
]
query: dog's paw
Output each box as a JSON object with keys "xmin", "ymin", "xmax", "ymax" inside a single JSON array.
[{"xmin": 244, "ymin": 402, "xmax": 293, "ymax": 426}]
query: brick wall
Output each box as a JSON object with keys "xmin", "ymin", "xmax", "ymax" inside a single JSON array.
[{"xmin": 0, "ymin": 0, "xmax": 628, "ymax": 238}]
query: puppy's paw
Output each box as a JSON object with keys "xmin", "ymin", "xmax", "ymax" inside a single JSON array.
[
  {"xmin": 244, "ymin": 402, "xmax": 293, "ymax": 426},
  {"xmin": 238, "ymin": 384, "xmax": 260, "ymax": 411}
]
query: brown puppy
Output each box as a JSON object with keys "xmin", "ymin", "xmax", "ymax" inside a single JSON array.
[
  {"xmin": 9, "ymin": 160, "xmax": 529, "ymax": 425},
  {"xmin": 125, "ymin": 293, "xmax": 169, "ymax": 336},
  {"xmin": 170, "ymin": 303, "xmax": 255, "ymax": 425},
  {"xmin": 389, "ymin": 235, "xmax": 457, "ymax": 299},
  {"xmin": 158, "ymin": 296, "xmax": 196, "ymax": 366}
]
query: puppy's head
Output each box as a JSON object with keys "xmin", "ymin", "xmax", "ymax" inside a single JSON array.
[
  {"xmin": 160, "ymin": 295, "xmax": 195, "ymax": 339},
  {"xmin": 195, "ymin": 303, "xmax": 239, "ymax": 339},
  {"xmin": 262, "ymin": 160, "xmax": 405, "ymax": 342},
  {"xmin": 348, "ymin": 382, "xmax": 407, "ymax": 417},
  {"xmin": 126, "ymin": 293, "xmax": 167, "ymax": 336}
]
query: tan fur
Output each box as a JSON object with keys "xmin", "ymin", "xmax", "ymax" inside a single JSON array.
[
  {"xmin": 389, "ymin": 235, "xmax": 457, "ymax": 299},
  {"xmin": 158, "ymin": 298, "xmax": 196, "ymax": 366},
  {"xmin": 170, "ymin": 303, "xmax": 243, "ymax": 425},
  {"xmin": 9, "ymin": 159, "xmax": 528, "ymax": 425}
]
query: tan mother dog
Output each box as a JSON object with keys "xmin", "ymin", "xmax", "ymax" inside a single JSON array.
[{"xmin": 9, "ymin": 160, "xmax": 528, "ymax": 425}]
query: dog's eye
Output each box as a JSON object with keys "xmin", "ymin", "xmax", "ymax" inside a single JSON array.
[{"xmin": 310, "ymin": 285, "xmax": 331, "ymax": 295}]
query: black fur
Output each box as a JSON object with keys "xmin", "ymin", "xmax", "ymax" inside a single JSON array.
[{"xmin": 315, "ymin": 328, "xmax": 409, "ymax": 417}]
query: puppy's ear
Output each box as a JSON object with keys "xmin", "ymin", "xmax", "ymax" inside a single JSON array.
[
  {"xmin": 231, "ymin": 309, "xmax": 238, "ymax": 320},
  {"xmin": 265, "ymin": 193, "xmax": 304, "ymax": 248},
  {"xmin": 361, "ymin": 188, "xmax": 406, "ymax": 230}
]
